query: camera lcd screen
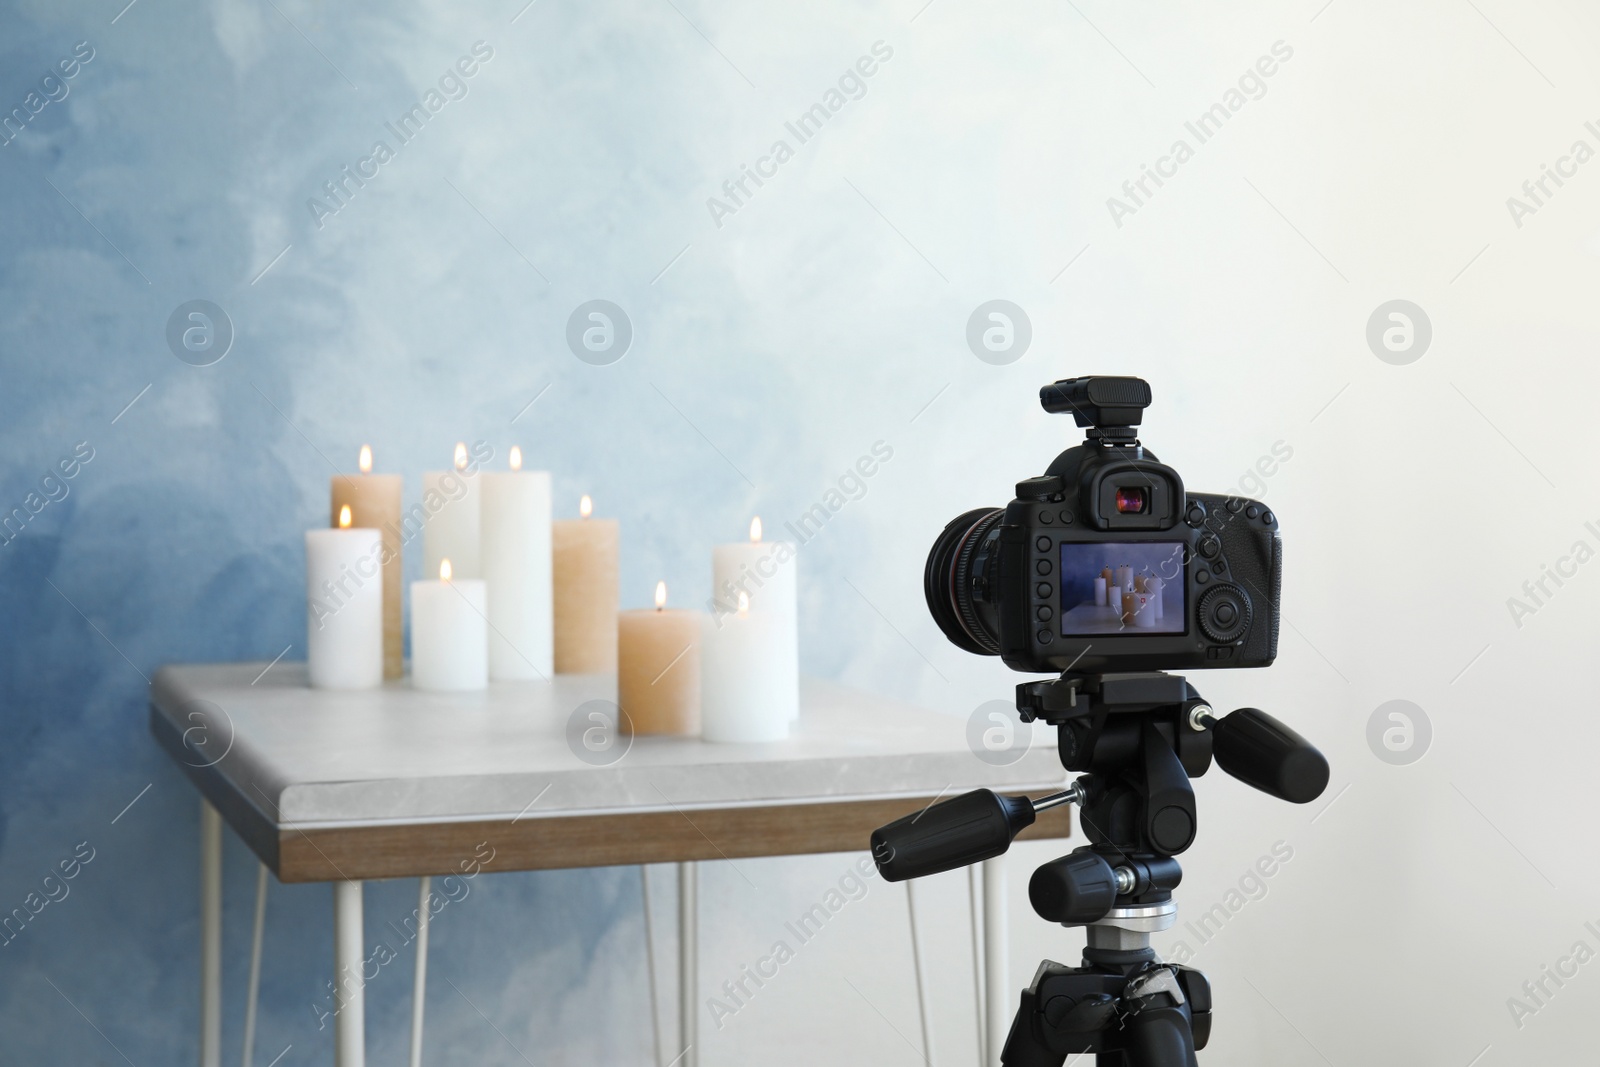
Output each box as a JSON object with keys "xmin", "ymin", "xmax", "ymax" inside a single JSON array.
[{"xmin": 1059, "ymin": 542, "xmax": 1185, "ymax": 635}]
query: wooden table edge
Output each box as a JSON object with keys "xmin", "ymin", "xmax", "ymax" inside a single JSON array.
[{"xmin": 150, "ymin": 701, "xmax": 1071, "ymax": 884}]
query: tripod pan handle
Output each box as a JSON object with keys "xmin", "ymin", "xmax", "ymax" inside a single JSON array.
[
  {"xmin": 1212, "ymin": 708, "xmax": 1329, "ymax": 804},
  {"xmin": 871, "ymin": 789, "xmax": 1034, "ymax": 882}
]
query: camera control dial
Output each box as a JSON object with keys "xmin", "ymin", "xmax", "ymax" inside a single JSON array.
[{"xmin": 1197, "ymin": 585, "xmax": 1252, "ymax": 645}]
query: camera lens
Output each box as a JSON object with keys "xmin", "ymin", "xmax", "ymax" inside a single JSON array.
[
  {"xmin": 1114, "ymin": 486, "xmax": 1148, "ymax": 514},
  {"xmin": 924, "ymin": 508, "xmax": 1006, "ymax": 655}
]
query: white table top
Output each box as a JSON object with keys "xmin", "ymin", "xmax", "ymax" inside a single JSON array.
[{"xmin": 150, "ymin": 663, "xmax": 1066, "ymax": 830}]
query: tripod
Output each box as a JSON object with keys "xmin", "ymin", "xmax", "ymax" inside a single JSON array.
[{"xmin": 872, "ymin": 672, "xmax": 1327, "ymax": 1067}]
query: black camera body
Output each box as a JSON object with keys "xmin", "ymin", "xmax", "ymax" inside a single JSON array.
[{"xmin": 926, "ymin": 376, "xmax": 1281, "ymax": 674}]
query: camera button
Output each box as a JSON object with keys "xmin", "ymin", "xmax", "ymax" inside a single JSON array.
[
  {"xmin": 1262, "ymin": 511, "xmax": 1274, "ymax": 525},
  {"xmin": 1058, "ymin": 509, "xmax": 1074, "ymax": 524},
  {"xmin": 1196, "ymin": 570, "xmax": 1211, "ymax": 584},
  {"xmin": 1036, "ymin": 606, "xmax": 1053, "ymax": 622},
  {"xmin": 1037, "ymin": 629, "xmax": 1053, "ymax": 644},
  {"xmin": 1035, "ymin": 536, "xmax": 1052, "ymax": 552},
  {"xmin": 1185, "ymin": 503, "xmax": 1206, "ymax": 527},
  {"xmin": 1198, "ymin": 536, "xmax": 1221, "ymax": 559},
  {"xmin": 1035, "ymin": 560, "xmax": 1052, "ymax": 575},
  {"xmin": 1036, "ymin": 582, "xmax": 1052, "ymax": 599},
  {"xmin": 1246, "ymin": 505, "xmax": 1260, "ymax": 519},
  {"xmin": 1039, "ymin": 511, "xmax": 1053, "ymax": 524}
]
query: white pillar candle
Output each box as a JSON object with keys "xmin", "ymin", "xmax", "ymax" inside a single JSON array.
[
  {"xmin": 1116, "ymin": 564, "xmax": 1133, "ymax": 592},
  {"xmin": 481, "ymin": 447, "xmax": 553, "ymax": 680},
  {"xmin": 701, "ymin": 592, "xmax": 790, "ymax": 743},
  {"xmin": 1132, "ymin": 591, "xmax": 1159, "ymax": 629},
  {"xmin": 305, "ymin": 510, "xmax": 383, "ymax": 690},
  {"xmin": 1148, "ymin": 575, "xmax": 1164, "ymax": 619},
  {"xmin": 1093, "ymin": 577, "xmax": 1108, "ymax": 607},
  {"xmin": 329, "ymin": 445, "xmax": 403, "ymax": 679},
  {"xmin": 422, "ymin": 443, "xmax": 482, "ymax": 581},
  {"xmin": 411, "ymin": 559, "xmax": 488, "ymax": 691},
  {"xmin": 711, "ymin": 517, "xmax": 798, "ymax": 722}
]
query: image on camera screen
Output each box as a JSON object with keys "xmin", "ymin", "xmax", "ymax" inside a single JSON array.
[{"xmin": 1059, "ymin": 542, "xmax": 1186, "ymax": 635}]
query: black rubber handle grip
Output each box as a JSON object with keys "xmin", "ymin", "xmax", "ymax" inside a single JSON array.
[
  {"xmin": 1028, "ymin": 850, "xmax": 1118, "ymax": 925},
  {"xmin": 871, "ymin": 789, "xmax": 1034, "ymax": 882},
  {"xmin": 1212, "ymin": 708, "xmax": 1330, "ymax": 804}
]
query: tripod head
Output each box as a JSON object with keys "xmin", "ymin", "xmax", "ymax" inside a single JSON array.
[
  {"xmin": 873, "ymin": 671, "xmax": 1327, "ymax": 894},
  {"xmin": 871, "ymin": 671, "xmax": 1327, "ymax": 1066}
]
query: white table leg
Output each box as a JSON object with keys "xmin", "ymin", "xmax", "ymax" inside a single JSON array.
[
  {"xmin": 982, "ymin": 857, "xmax": 1008, "ymax": 1067},
  {"xmin": 242, "ymin": 862, "xmax": 268, "ymax": 1067},
  {"xmin": 409, "ymin": 876, "xmax": 431, "ymax": 1067},
  {"xmin": 906, "ymin": 880, "xmax": 937, "ymax": 1066},
  {"xmin": 968, "ymin": 865, "xmax": 986, "ymax": 1065},
  {"xmin": 334, "ymin": 879, "xmax": 366, "ymax": 1067},
  {"xmin": 641, "ymin": 866, "xmax": 663, "ymax": 1067},
  {"xmin": 678, "ymin": 862, "xmax": 697, "ymax": 1067},
  {"xmin": 200, "ymin": 800, "xmax": 222, "ymax": 1067}
]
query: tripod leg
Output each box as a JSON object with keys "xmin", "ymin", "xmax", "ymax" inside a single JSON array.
[
  {"xmin": 1122, "ymin": 1005, "xmax": 1198, "ymax": 1067},
  {"xmin": 998, "ymin": 990, "xmax": 1064, "ymax": 1067}
]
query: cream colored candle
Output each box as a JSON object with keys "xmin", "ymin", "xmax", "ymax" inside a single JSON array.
[
  {"xmin": 330, "ymin": 445, "xmax": 403, "ymax": 679},
  {"xmin": 553, "ymin": 495, "xmax": 620, "ymax": 673},
  {"xmin": 618, "ymin": 581, "xmax": 702, "ymax": 735}
]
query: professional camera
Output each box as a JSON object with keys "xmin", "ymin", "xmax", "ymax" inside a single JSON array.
[
  {"xmin": 925, "ymin": 375, "xmax": 1280, "ymax": 674},
  {"xmin": 876, "ymin": 376, "xmax": 1326, "ymax": 1067}
]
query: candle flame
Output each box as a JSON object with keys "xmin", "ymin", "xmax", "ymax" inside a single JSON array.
[
  {"xmin": 509, "ymin": 445, "xmax": 523, "ymax": 471},
  {"xmin": 737, "ymin": 590, "xmax": 750, "ymax": 615},
  {"xmin": 749, "ymin": 516, "xmax": 762, "ymax": 543},
  {"xmin": 338, "ymin": 504, "xmax": 352, "ymax": 529},
  {"xmin": 655, "ymin": 580, "xmax": 667, "ymax": 610},
  {"xmin": 440, "ymin": 558, "xmax": 453, "ymax": 582},
  {"xmin": 358, "ymin": 445, "xmax": 372, "ymax": 474},
  {"xmin": 453, "ymin": 442, "xmax": 468, "ymax": 470},
  {"xmin": 580, "ymin": 494, "xmax": 593, "ymax": 519}
]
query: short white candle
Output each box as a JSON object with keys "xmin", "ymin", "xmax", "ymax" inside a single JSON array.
[
  {"xmin": 411, "ymin": 558, "xmax": 488, "ymax": 691},
  {"xmin": 480, "ymin": 446, "xmax": 553, "ymax": 680},
  {"xmin": 422, "ymin": 442, "xmax": 482, "ymax": 581},
  {"xmin": 711, "ymin": 516, "xmax": 798, "ymax": 722},
  {"xmin": 701, "ymin": 592, "xmax": 790, "ymax": 743},
  {"xmin": 305, "ymin": 506, "xmax": 383, "ymax": 690}
]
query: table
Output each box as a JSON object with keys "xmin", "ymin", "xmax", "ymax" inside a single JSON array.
[{"xmin": 150, "ymin": 662, "xmax": 1071, "ymax": 1066}]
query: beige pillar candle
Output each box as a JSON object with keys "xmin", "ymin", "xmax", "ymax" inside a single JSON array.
[
  {"xmin": 330, "ymin": 445, "xmax": 403, "ymax": 678},
  {"xmin": 553, "ymin": 495, "xmax": 620, "ymax": 673},
  {"xmin": 618, "ymin": 581, "xmax": 702, "ymax": 735}
]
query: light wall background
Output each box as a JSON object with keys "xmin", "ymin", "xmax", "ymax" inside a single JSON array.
[{"xmin": 3, "ymin": 0, "xmax": 1599, "ymax": 1063}]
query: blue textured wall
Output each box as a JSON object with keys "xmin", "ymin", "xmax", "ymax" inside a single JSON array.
[{"xmin": 8, "ymin": 0, "xmax": 1600, "ymax": 1064}]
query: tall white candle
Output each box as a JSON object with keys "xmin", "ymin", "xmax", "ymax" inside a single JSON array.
[
  {"xmin": 481, "ymin": 446, "xmax": 553, "ymax": 680},
  {"xmin": 411, "ymin": 558, "xmax": 488, "ymax": 691},
  {"xmin": 422, "ymin": 442, "xmax": 482, "ymax": 581},
  {"xmin": 305, "ymin": 507, "xmax": 383, "ymax": 690},
  {"xmin": 711, "ymin": 517, "xmax": 798, "ymax": 722},
  {"xmin": 701, "ymin": 592, "xmax": 790, "ymax": 743}
]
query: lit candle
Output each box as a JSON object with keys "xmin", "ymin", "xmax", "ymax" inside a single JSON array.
[
  {"xmin": 480, "ymin": 446, "xmax": 553, "ymax": 680},
  {"xmin": 552, "ymin": 494, "xmax": 620, "ymax": 673},
  {"xmin": 701, "ymin": 590, "xmax": 790, "ymax": 742},
  {"xmin": 305, "ymin": 505, "xmax": 383, "ymax": 689},
  {"xmin": 330, "ymin": 445, "xmax": 403, "ymax": 678},
  {"xmin": 618, "ymin": 581, "xmax": 703, "ymax": 735},
  {"xmin": 710, "ymin": 517, "xmax": 798, "ymax": 722},
  {"xmin": 422, "ymin": 442, "xmax": 482, "ymax": 581},
  {"xmin": 411, "ymin": 558, "xmax": 489, "ymax": 691}
]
